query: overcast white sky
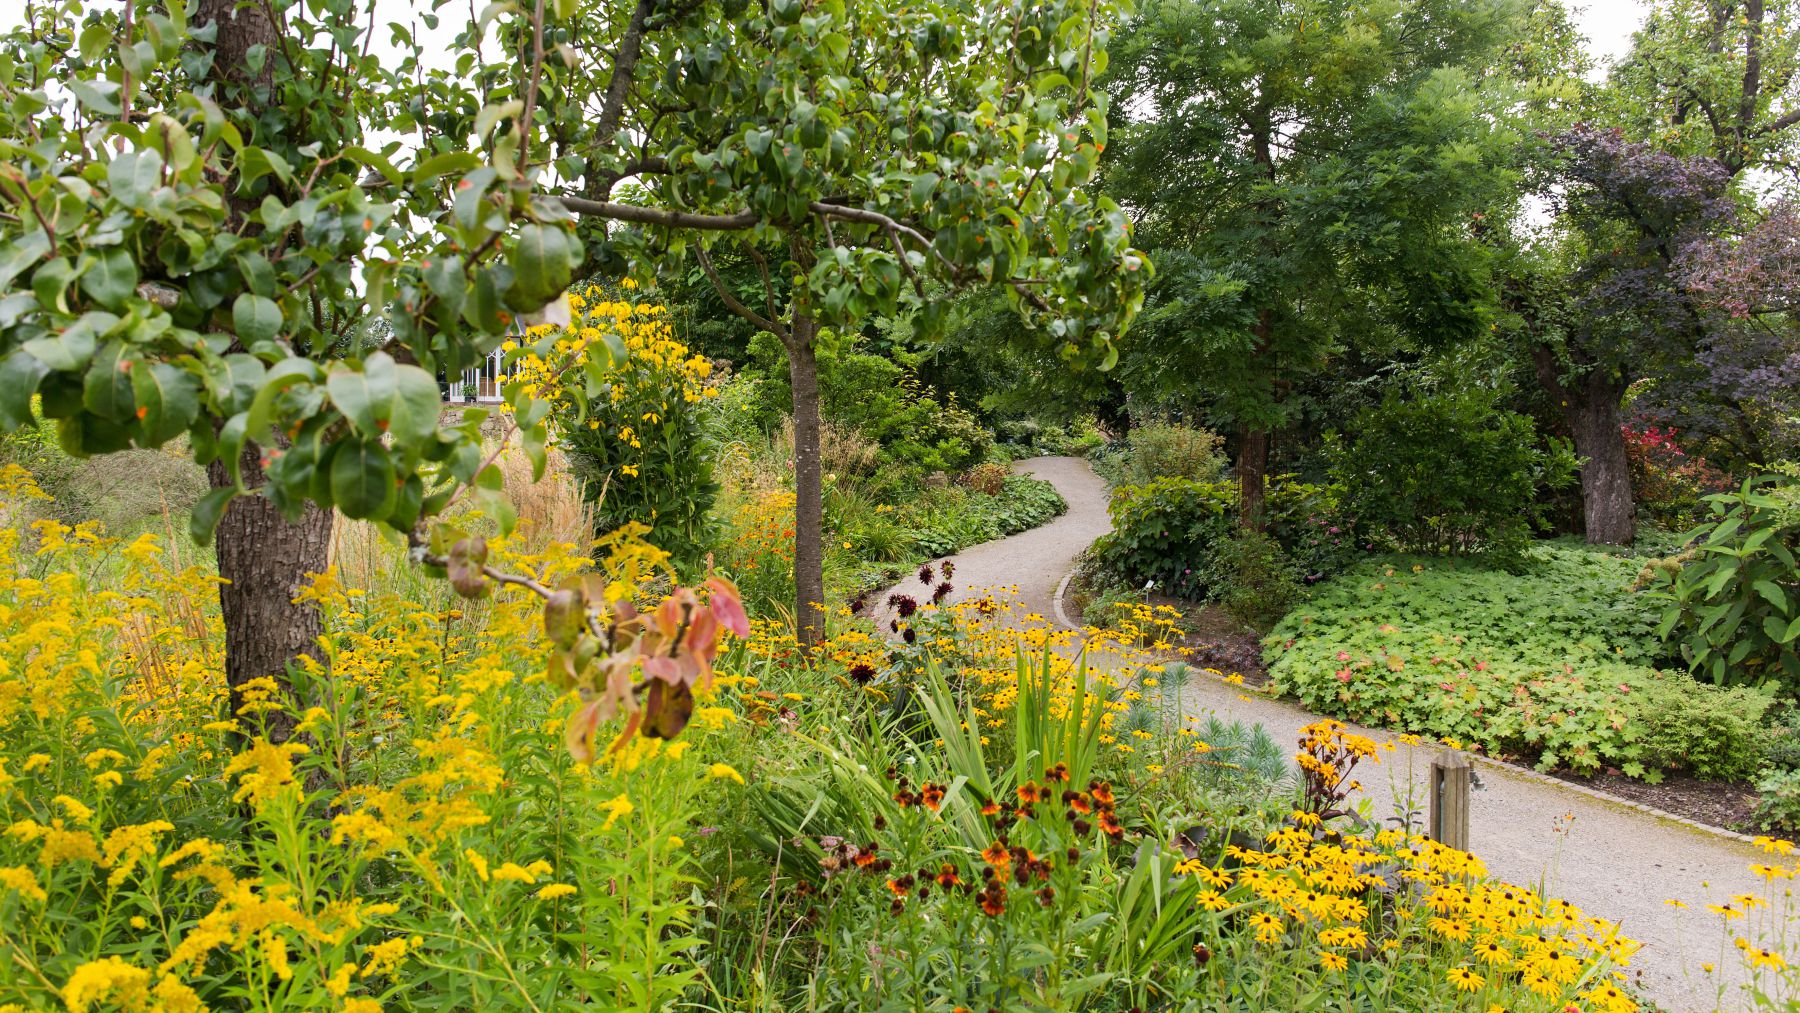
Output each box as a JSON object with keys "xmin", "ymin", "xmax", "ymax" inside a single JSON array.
[{"xmin": 1574, "ymin": 0, "xmax": 1654, "ymax": 76}]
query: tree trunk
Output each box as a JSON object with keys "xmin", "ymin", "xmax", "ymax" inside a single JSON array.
[
  {"xmin": 788, "ymin": 315, "xmax": 827, "ymax": 648},
  {"xmin": 1233, "ymin": 307, "xmax": 1278, "ymax": 531},
  {"xmin": 1236, "ymin": 425, "xmax": 1269, "ymax": 531},
  {"xmin": 1566, "ymin": 373, "xmax": 1636, "ymax": 546},
  {"xmin": 192, "ymin": 0, "xmax": 335, "ymax": 739},
  {"xmin": 206, "ymin": 445, "xmax": 334, "ymax": 744},
  {"xmin": 1532, "ymin": 346, "xmax": 1635, "ymax": 546}
]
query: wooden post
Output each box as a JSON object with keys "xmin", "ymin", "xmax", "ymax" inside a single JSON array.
[{"xmin": 1429, "ymin": 751, "xmax": 1471, "ymax": 851}]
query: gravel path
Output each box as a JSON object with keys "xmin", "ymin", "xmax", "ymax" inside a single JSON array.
[
  {"xmin": 869, "ymin": 456, "xmax": 1112, "ymax": 629},
  {"xmin": 931, "ymin": 455, "xmax": 1775, "ymax": 1013}
]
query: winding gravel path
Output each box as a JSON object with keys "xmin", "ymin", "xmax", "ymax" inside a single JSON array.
[{"xmin": 932, "ymin": 455, "xmax": 1778, "ymax": 1013}]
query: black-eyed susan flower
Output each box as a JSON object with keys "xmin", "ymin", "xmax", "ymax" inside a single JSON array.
[{"xmin": 1446, "ymin": 966, "xmax": 1484, "ymax": 992}]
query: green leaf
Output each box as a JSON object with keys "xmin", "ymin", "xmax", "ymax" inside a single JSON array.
[
  {"xmin": 189, "ymin": 486, "xmax": 237, "ymax": 545},
  {"xmin": 129, "ymin": 360, "xmax": 200, "ymax": 445},
  {"xmin": 0, "ymin": 350, "xmax": 49, "ymax": 429},
  {"xmin": 232, "ymin": 293, "xmax": 283, "ymax": 343},
  {"xmin": 78, "ymin": 22, "xmax": 112, "ymax": 62},
  {"xmin": 1764, "ymin": 614, "xmax": 1797, "ymax": 646},
  {"xmin": 236, "ymin": 146, "xmax": 293, "ymax": 190},
  {"xmin": 344, "ymin": 146, "xmax": 403, "ymax": 187},
  {"xmin": 910, "ymin": 171, "xmax": 941, "ymax": 206},
  {"xmin": 31, "ymin": 257, "xmax": 80, "ymax": 313},
  {"xmin": 0, "ymin": 231, "xmax": 51, "ymax": 290},
  {"xmin": 83, "ymin": 342, "xmax": 137, "ymax": 422},
  {"xmin": 390, "ymin": 363, "xmax": 445, "ymax": 445},
  {"xmin": 509, "ymin": 224, "xmax": 574, "ymax": 304},
  {"xmin": 1752, "ymin": 580, "xmax": 1788, "ymax": 613},
  {"xmin": 326, "ymin": 352, "xmax": 401, "ymax": 438},
  {"xmin": 216, "ymin": 412, "xmax": 249, "ymax": 485},
  {"xmin": 330, "ymin": 439, "xmax": 397, "ymax": 521},
  {"xmin": 108, "ymin": 149, "xmax": 165, "ymax": 209},
  {"xmin": 80, "ymin": 247, "xmax": 138, "ymax": 310},
  {"xmin": 70, "ymin": 79, "xmax": 122, "ymax": 115},
  {"xmin": 25, "ymin": 310, "xmax": 113, "ymax": 370},
  {"xmin": 414, "ymin": 151, "xmax": 483, "ymax": 186},
  {"xmin": 244, "ymin": 358, "xmax": 324, "ymax": 444}
]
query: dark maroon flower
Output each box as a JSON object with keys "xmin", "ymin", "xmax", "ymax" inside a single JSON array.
[
  {"xmin": 932, "ymin": 581, "xmax": 952, "ymax": 604},
  {"xmin": 918, "ymin": 564, "xmax": 934, "ymax": 585},
  {"xmin": 941, "ymin": 560, "xmax": 955, "ymax": 580},
  {"xmin": 849, "ymin": 662, "xmax": 877, "ymax": 684},
  {"xmin": 892, "ymin": 595, "xmax": 918, "ymax": 618},
  {"xmin": 902, "ymin": 627, "xmax": 917, "ymax": 644}
]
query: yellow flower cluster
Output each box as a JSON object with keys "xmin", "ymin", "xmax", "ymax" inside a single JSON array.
[
  {"xmin": 0, "ymin": 469, "xmax": 740, "ymax": 1012},
  {"xmin": 1185, "ymin": 824, "xmax": 1640, "ymax": 1010}
]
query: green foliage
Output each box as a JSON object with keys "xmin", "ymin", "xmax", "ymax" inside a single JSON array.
[
  {"xmin": 994, "ymin": 415, "xmax": 1107, "ymax": 457},
  {"xmin": 744, "ymin": 333, "xmax": 993, "ymax": 488},
  {"xmin": 1091, "ymin": 421, "xmax": 1226, "ymax": 486},
  {"xmin": 1625, "ymin": 676, "xmax": 1775, "ymax": 783},
  {"xmin": 1267, "ymin": 545, "xmax": 1774, "ymax": 780},
  {"xmin": 1652, "ymin": 471, "xmax": 1800, "ymax": 693},
  {"xmin": 1090, "ymin": 477, "xmax": 1234, "ymax": 598},
  {"xmin": 1103, "ymin": 0, "xmax": 1533, "ymax": 441},
  {"xmin": 1201, "ymin": 529, "xmax": 1304, "ymax": 632},
  {"xmin": 549, "ymin": 297, "xmax": 719, "ymax": 569},
  {"xmin": 1751, "ymin": 768, "xmax": 1800, "ymax": 833},
  {"xmin": 1763, "ymin": 704, "xmax": 1800, "ymax": 772},
  {"xmin": 1327, "ymin": 388, "xmax": 1577, "ymax": 562},
  {"xmin": 0, "ymin": 2, "xmax": 589, "ymax": 545},
  {"xmin": 906, "ymin": 475, "xmax": 1067, "ymax": 559},
  {"xmin": 1090, "ymin": 475, "xmax": 1359, "ymax": 599}
]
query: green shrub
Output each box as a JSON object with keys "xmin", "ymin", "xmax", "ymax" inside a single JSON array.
[
  {"xmin": 744, "ymin": 333, "xmax": 990, "ymax": 488},
  {"xmin": 1651, "ymin": 469, "xmax": 1800, "ymax": 693},
  {"xmin": 1115, "ymin": 421, "xmax": 1227, "ymax": 484},
  {"xmin": 1752, "ymin": 768, "xmax": 1800, "ymax": 832},
  {"xmin": 1089, "ymin": 475, "xmax": 1363, "ymax": 600},
  {"xmin": 1327, "ymin": 388, "xmax": 1576, "ymax": 562},
  {"xmin": 547, "ymin": 300, "xmax": 716, "ymax": 572},
  {"xmin": 1267, "ymin": 545, "xmax": 1771, "ymax": 780},
  {"xmin": 1203, "ymin": 529, "xmax": 1304, "ymax": 632},
  {"xmin": 1764, "ymin": 704, "xmax": 1800, "ymax": 772},
  {"xmin": 995, "ymin": 415, "xmax": 1106, "ymax": 456},
  {"xmin": 1625, "ymin": 678, "xmax": 1774, "ymax": 782},
  {"xmin": 905, "ymin": 474, "xmax": 1067, "ymax": 558},
  {"xmin": 1089, "ymin": 476, "xmax": 1233, "ymax": 598}
]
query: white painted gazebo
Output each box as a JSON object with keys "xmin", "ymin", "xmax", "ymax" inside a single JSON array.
[{"xmin": 447, "ymin": 346, "xmax": 515, "ymax": 403}]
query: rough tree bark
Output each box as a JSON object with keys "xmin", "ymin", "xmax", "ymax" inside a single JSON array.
[
  {"xmin": 1235, "ymin": 306, "xmax": 1276, "ymax": 531},
  {"xmin": 1236, "ymin": 425, "xmax": 1269, "ymax": 532},
  {"xmin": 197, "ymin": 0, "xmax": 337, "ymax": 741},
  {"xmin": 787, "ymin": 315, "xmax": 827, "ymax": 648},
  {"xmin": 1533, "ymin": 346, "xmax": 1636, "ymax": 546},
  {"xmin": 206, "ymin": 449, "xmax": 335, "ymax": 743}
]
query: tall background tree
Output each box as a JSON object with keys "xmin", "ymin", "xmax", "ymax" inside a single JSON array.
[
  {"xmin": 1504, "ymin": 126, "xmax": 1736, "ymax": 545},
  {"xmin": 1500, "ymin": 0, "xmax": 1800, "ymax": 543},
  {"xmin": 1100, "ymin": 0, "xmax": 1536, "ymax": 524},
  {"xmin": 547, "ymin": 0, "xmax": 1148, "ymax": 645}
]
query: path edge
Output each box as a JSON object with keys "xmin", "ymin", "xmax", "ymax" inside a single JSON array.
[{"xmin": 1048, "ymin": 560, "xmax": 1766, "ymax": 849}]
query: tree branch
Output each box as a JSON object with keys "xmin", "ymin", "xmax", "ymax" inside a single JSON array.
[
  {"xmin": 591, "ymin": 0, "xmax": 656, "ymax": 174},
  {"xmin": 696, "ymin": 243, "xmax": 787, "ymax": 341},
  {"xmin": 808, "ymin": 201, "xmax": 1055, "ymax": 314},
  {"xmin": 559, "ymin": 196, "xmax": 757, "ymax": 230},
  {"xmin": 746, "ymin": 246, "xmax": 788, "ymax": 343},
  {"xmin": 1753, "ymin": 107, "xmax": 1800, "ymax": 139}
]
